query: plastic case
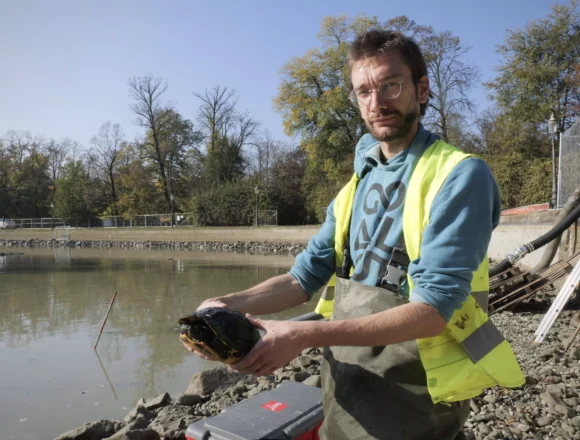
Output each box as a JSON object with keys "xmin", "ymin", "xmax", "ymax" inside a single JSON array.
[{"xmin": 185, "ymin": 380, "xmax": 323, "ymax": 440}]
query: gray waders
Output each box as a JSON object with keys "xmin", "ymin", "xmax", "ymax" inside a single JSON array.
[{"xmin": 318, "ymin": 277, "xmax": 470, "ymax": 440}]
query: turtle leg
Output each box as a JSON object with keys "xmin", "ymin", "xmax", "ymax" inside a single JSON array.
[{"xmin": 180, "ymin": 334, "xmax": 224, "ymax": 362}]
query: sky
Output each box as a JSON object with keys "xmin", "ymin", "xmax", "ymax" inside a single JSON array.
[{"xmin": 0, "ymin": 0, "xmax": 563, "ymax": 150}]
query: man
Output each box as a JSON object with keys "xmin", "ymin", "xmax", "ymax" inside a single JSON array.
[{"xmin": 186, "ymin": 30, "xmax": 524, "ymax": 440}]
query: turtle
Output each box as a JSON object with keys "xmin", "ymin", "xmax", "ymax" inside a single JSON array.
[{"xmin": 178, "ymin": 307, "xmax": 261, "ymax": 364}]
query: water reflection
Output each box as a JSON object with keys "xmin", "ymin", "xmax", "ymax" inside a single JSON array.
[{"xmin": 0, "ymin": 248, "xmax": 319, "ymax": 440}]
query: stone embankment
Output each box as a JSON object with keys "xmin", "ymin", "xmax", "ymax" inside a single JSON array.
[
  {"xmin": 55, "ymin": 307, "xmax": 580, "ymax": 440},
  {"xmin": 0, "ymin": 238, "xmax": 306, "ymax": 256}
]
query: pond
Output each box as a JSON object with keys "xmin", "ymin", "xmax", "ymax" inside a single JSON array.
[{"xmin": 0, "ymin": 247, "xmax": 319, "ymax": 440}]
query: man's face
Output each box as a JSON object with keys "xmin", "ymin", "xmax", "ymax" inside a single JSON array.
[{"xmin": 350, "ymin": 50, "xmax": 429, "ymax": 142}]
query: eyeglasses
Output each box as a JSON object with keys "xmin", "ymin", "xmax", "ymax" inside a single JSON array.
[{"xmin": 349, "ymin": 78, "xmax": 404, "ymax": 107}]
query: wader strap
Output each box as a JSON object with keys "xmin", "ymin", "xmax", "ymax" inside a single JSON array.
[
  {"xmin": 336, "ymin": 232, "xmax": 352, "ymax": 279},
  {"xmin": 380, "ymin": 243, "xmax": 410, "ymax": 293}
]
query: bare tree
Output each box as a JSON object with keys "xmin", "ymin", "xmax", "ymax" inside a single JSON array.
[
  {"xmin": 422, "ymin": 31, "xmax": 479, "ymax": 141},
  {"xmin": 46, "ymin": 140, "xmax": 69, "ymax": 184},
  {"xmin": 193, "ymin": 85, "xmax": 237, "ymax": 151},
  {"xmin": 128, "ymin": 75, "xmax": 173, "ymax": 211},
  {"xmin": 90, "ymin": 121, "xmax": 125, "ymax": 213},
  {"xmin": 250, "ymin": 131, "xmax": 288, "ymax": 185},
  {"xmin": 230, "ymin": 111, "xmax": 259, "ymax": 152}
]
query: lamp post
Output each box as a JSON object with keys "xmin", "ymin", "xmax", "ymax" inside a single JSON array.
[
  {"xmin": 548, "ymin": 113, "xmax": 558, "ymax": 209},
  {"xmin": 254, "ymin": 186, "xmax": 259, "ymax": 227},
  {"xmin": 170, "ymin": 193, "xmax": 175, "ymax": 228}
]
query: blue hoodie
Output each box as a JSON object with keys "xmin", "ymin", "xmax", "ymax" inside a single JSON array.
[{"xmin": 289, "ymin": 125, "xmax": 501, "ymax": 322}]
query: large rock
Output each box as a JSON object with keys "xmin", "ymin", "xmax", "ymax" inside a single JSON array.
[
  {"xmin": 149, "ymin": 405, "xmax": 200, "ymax": 440},
  {"xmin": 106, "ymin": 429, "xmax": 160, "ymax": 440},
  {"xmin": 55, "ymin": 420, "xmax": 118, "ymax": 440},
  {"xmin": 185, "ymin": 367, "xmax": 253, "ymax": 396},
  {"xmin": 123, "ymin": 405, "xmax": 155, "ymax": 424},
  {"xmin": 136, "ymin": 392, "xmax": 171, "ymax": 411},
  {"xmin": 104, "ymin": 415, "xmax": 149, "ymax": 440},
  {"xmin": 175, "ymin": 392, "xmax": 202, "ymax": 406}
]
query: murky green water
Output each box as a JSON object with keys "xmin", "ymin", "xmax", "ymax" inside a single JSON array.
[{"xmin": 0, "ymin": 247, "xmax": 319, "ymax": 440}]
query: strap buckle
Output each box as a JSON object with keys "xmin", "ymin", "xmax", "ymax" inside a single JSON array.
[{"xmin": 380, "ymin": 247, "xmax": 410, "ymax": 293}]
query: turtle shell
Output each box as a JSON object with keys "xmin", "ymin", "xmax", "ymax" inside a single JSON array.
[{"xmin": 178, "ymin": 307, "xmax": 260, "ymax": 364}]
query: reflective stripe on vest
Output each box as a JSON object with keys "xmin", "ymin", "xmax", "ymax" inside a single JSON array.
[{"xmin": 314, "ymin": 139, "xmax": 525, "ymax": 403}]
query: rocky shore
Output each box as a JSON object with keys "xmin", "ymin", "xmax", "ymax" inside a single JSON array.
[
  {"xmin": 0, "ymin": 238, "xmax": 306, "ymax": 256},
  {"xmin": 55, "ymin": 306, "xmax": 580, "ymax": 440}
]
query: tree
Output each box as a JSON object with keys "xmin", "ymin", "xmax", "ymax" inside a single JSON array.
[
  {"xmin": 90, "ymin": 122, "xmax": 125, "ymax": 214},
  {"xmin": 204, "ymin": 134, "xmax": 246, "ymax": 185},
  {"xmin": 422, "ymin": 31, "xmax": 479, "ymax": 141},
  {"xmin": 45, "ymin": 138, "xmax": 74, "ymax": 192},
  {"xmin": 1, "ymin": 130, "xmax": 51, "ymax": 218},
  {"xmin": 128, "ymin": 75, "xmax": 174, "ymax": 212},
  {"xmin": 54, "ymin": 161, "xmax": 89, "ymax": 221},
  {"xmin": 156, "ymin": 110, "xmax": 203, "ymax": 209},
  {"xmin": 194, "ymin": 86, "xmax": 259, "ymax": 187},
  {"xmin": 193, "ymin": 86, "xmax": 237, "ymax": 152},
  {"xmin": 274, "ymin": 15, "xmax": 366, "ymax": 171},
  {"xmin": 486, "ymin": 1, "xmax": 580, "ymax": 134},
  {"xmin": 268, "ymin": 147, "xmax": 309, "ymax": 224},
  {"xmin": 115, "ymin": 144, "xmax": 157, "ymax": 218}
]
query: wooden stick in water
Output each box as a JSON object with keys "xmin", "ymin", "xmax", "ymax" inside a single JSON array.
[{"xmin": 93, "ymin": 291, "xmax": 118, "ymax": 350}]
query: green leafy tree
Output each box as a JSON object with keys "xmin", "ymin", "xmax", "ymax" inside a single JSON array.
[
  {"xmin": 54, "ymin": 161, "xmax": 89, "ymax": 220},
  {"xmin": 1, "ymin": 130, "xmax": 51, "ymax": 218},
  {"xmin": 204, "ymin": 135, "xmax": 246, "ymax": 185},
  {"xmin": 483, "ymin": 152, "xmax": 552, "ymax": 209},
  {"xmin": 486, "ymin": 1, "xmax": 580, "ymax": 134},
  {"xmin": 191, "ymin": 181, "xmax": 256, "ymax": 226},
  {"xmin": 116, "ymin": 144, "xmax": 157, "ymax": 218}
]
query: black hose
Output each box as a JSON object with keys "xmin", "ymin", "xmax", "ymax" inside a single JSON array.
[
  {"xmin": 489, "ymin": 259, "xmax": 513, "ymax": 277},
  {"xmin": 489, "ymin": 203, "xmax": 580, "ymax": 277},
  {"xmin": 290, "ymin": 311, "xmax": 325, "ymax": 321}
]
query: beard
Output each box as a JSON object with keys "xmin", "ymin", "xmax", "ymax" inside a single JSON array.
[{"xmin": 365, "ymin": 107, "xmax": 419, "ymax": 142}]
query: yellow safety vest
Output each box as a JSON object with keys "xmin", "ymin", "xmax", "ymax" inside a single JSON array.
[{"xmin": 314, "ymin": 139, "xmax": 525, "ymax": 403}]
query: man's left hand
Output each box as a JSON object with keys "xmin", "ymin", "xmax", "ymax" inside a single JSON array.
[{"xmin": 229, "ymin": 315, "xmax": 306, "ymax": 376}]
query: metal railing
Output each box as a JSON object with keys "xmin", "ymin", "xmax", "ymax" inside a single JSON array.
[
  {"xmin": 7, "ymin": 211, "xmax": 279, "ymax": 229},
  {"xmin": 13, "ymin": 218, "xmax": 66, "ymax": 229},
  {"xmin": 558, "ymin": 119, "xmax": 580, "ymax": 208}
]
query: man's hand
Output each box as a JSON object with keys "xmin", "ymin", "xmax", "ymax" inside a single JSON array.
[{"xmin": 229, "ymin": 315, "xmax": 306, "ymax": 377}]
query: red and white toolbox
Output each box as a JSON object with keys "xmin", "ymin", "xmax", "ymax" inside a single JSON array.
[{"xmin": 185, "ymin": 380, "xmax": 323, "ymax": 440}]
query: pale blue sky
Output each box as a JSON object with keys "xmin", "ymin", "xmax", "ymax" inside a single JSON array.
[{"xmin": 0, "ymin": 0, "xmax": 561, "ymax": 149}]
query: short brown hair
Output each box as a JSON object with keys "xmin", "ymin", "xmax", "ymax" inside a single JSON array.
[{"xmin": 348, "ymin": 29, "xmax": 430, "ymax": 116}]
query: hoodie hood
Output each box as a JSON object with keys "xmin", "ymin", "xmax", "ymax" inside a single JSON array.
[
  {"xmin": 353, "ymin": 133, "xmax": 379, "ymax": 178},
  {"xmin": 353, "ymin": 124, "xmax": 437, "ymax": 178}
]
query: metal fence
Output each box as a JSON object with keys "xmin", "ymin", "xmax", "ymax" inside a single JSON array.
[
  {"xmin": 558, "ymin": 119, "xmax": 580, "ymax": 208},
  {"xmin": 13, "ymin": 218, "xmax": 66, "ymax": 229},
  {"xmin": 245, "ymin": 210, "xmax": 278, "ymax": 226},
  {"xmin": 100, "ymin": 213, "xmax": 197, "ymax": 228},
  {"xmin": 8, "ymin": 211, "xmax": 280, "ymax": 228}
]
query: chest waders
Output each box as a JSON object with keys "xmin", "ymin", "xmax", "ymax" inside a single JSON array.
[{"xmin": 318, "ymin": 259, "xmax": 469, "ymax": 440}]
